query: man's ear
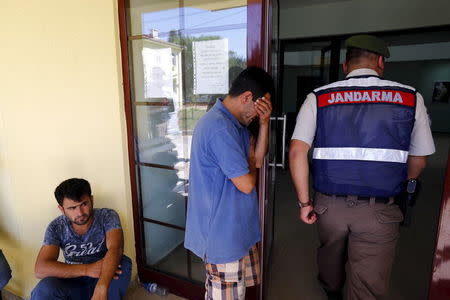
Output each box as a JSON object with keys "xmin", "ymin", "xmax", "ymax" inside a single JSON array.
[
  {"xmin": 90, "ymin": 195, "xmax": 94, "ymax": 206},
  {"xmin": 377, "ymin": 56, "xmax": 385, "ymax": 70},
  {"xmin": 58, "ymin": 205, "xmax": 64, "ymax": 214},
  {"xmin": 343, "ymin": 62, "xmax": 348, "ymax": 74},
  {"xmin": 240, "ymin": 91, "xmax": 253, "ymax": 104}
]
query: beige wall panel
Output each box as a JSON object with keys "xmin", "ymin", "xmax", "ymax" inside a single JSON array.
[{"xmin": 0, "ymin": 0, "xmax": 135, "ymax": 297}]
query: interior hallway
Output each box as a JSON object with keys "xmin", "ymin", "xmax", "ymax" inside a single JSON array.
[
  {"xmin": 9, "ymin": 135, "xmax": 446, "ymax": 300},
  {"xmin": 266, "ymin": 133, "xmax": 449, "ymax": 300}
]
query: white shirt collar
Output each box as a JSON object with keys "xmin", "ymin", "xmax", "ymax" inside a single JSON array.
[{"xmin": 346, "ymin": 68, "xmax": 379, "ymax": 78}]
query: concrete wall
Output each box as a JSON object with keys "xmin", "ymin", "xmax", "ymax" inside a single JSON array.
[
  {"xmin": 282, "ymin": 43, "xmax": 450, "ymax": 132},
  {"xmin": 386, "ymin": 60, "xmax": 450, "ymax": 132},
  {"xmin": 0, "ymin": 0, "xmax": 135, "ymax": 298},
  {"xmin": 280, "ymin": 0, "xmax": 450, "ymax": 39}
]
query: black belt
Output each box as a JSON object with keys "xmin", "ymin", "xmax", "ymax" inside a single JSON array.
[{"xmin": 322, "ymin": 193, "xmax": 391, "ymax": 204}]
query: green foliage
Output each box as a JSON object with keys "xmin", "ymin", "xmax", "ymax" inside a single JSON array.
[{"xmin": 177, "ymin": 106, "xmax": 208, "ymax": 133}]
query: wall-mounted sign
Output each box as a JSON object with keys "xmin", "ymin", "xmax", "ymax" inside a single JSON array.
[
  {"xmin": 432, "ymin": 81, "xmax": 450, "ymax": 104},
  {"xmin": 193, "ymin": 39, "xmax": 229, "ymax": 95}
]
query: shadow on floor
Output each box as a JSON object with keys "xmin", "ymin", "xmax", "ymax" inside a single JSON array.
[{"xmin": 265, "ymin": 133, "xmax": 449, "ymax": 300}]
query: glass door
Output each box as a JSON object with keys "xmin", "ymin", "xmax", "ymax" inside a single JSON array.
[
  {"xmin": 265, "ymin": 27, "xmax": 450, "ymax": 299},
  {"xmin": 264, "ymin": 38, "xmax": 337, "ymax": 299},
  {"xmin": 118, "ymin": 0, "xmax": 270, "ymax": 298},
  {"xmin": 259, "ymin": 1, "xmax": 279, "ymax": 299}
]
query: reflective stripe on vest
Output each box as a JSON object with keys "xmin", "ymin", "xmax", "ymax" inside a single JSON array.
[{"xmin": 313, "ymin": 147, "xmax": 408, "ymax": 163}]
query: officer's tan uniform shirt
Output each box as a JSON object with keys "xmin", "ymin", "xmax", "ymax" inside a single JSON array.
[{"xmin": 291, "ymin": 68, "xmax": 436, "ymax": 156}]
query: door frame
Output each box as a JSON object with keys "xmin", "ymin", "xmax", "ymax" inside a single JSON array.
[
  {"xmin": 249, "ymin": 0, "xmax": 273, "ymax": 299},
  {"xmin": 118, "ymin": 0, "xmax": 272, "ymax": 299},
  {"xmin": 428, "ymin": 149, "xmax": 450, "ymax": 299},
  {"xmin": 117, "ymin": 0, "xmax": 204, "ymax": 298},
  {"xmin": 276, "ymin": 25, "xmax": 450, "ymax": 300}
]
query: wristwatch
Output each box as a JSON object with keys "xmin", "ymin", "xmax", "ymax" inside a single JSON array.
[
  {"xmin": 298, "ymin": 200, "xmax": 312, "ymax": 208},
  {"xmin": 406, "ymin": 178, "xmax": 418, "ymax": 194}
]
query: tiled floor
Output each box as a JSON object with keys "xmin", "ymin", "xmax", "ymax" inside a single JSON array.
[
  {"xmin": 265, "ymin": 133, "xmax": 449, "ymax": 300},
  {"xmin": 125, "ymin": 286, "xmax": 187, "ymax": 300},
  {"xmin": 4, "ymin": 134, "xmax": 449, "ymax": 300},
  {"xmin": 2, "ymin": 283, "xmax": 187, "ymax": 300},
  {"xmin": 123, "ymin": 278, "xmax": 187, "ymax": 300},
  {"xmin": 2, "ymin": 290, "xmax": 22, "ymax": 300}
]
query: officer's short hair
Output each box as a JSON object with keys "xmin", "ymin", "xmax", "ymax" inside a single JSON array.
[
  {"xmin": 228, "ymin": 66, "xmax": 274, "ymax": 101},
  {"xmin": 345, "ymin": 47, "xmax": 381, "ymax": 65},
  {"xmin": 54, "ymin": 178, "xmax": 92, "ymax": 205}
]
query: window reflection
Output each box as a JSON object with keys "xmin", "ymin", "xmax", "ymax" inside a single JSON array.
[
  {"xmin": 131, "ymin": 5, "xmax": 247, "ymax": 170},
  {"xmin": 127, "ymin": 0, "xmax": 247, "ymax": 284},
  {"xmin": 140, "ymin": 166, "xmax": 186, "ymax": 228}
]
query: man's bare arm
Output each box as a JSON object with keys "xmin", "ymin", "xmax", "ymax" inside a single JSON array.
[
  {"xmin": 254, "ymin": 123, "xmax": 269, "ymax": 168},
  {"xmin": 230, "ymin": 97, "xmax": 272, "ymax": 194},
  {"xmin": 289, "ymin": 139, "xmax": 317, "ymax": 224},
  {"xmin": 231, "ymin": 137, "xmax": 257, "ymax": 194},
  {"xmin": 289, "ymin": 140, "xmax": 311, "ymax": 203},
  {"xmin": 254, "ymin": 97, "xmax": 272, "ymax": 167},
  {"xmin": 231, "ymin": 169, "xmax": 257, "ymax": 194},
  {"xmin": 35, "ymin": 245, "xmax": 101, "ymax": 279},
  {"xmin": 407, "ymin": 155, "xmax": 427, "ymax": 179},
  {"xmin": 92, "ymin": 228, "xmax": 124, "ymax": 299}
]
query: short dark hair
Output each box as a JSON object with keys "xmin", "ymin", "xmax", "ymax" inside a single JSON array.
[
  {"xmin": 228, "ymin": 66, "xmax": 274, "ymax": 100},
  {"xmin": 54, "ymin": 178, "xmax": 92, "ymax": 205},
  {"xmin": 346, "ymin": 47, "xmax": 380, "ymax": 65}
]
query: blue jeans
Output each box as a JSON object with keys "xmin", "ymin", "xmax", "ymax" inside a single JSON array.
[
  {"xmin": 30, "ymin": 255, "xmax": 132, "ymax": 300},
  {"xmin": 0, "ymin": 250, "xmax": 12, "ymax": 289}
]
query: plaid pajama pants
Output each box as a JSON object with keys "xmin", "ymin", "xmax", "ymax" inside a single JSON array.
[{"xmin": 204, "ymin": 244, "xmax": 260, "ymax": 300}]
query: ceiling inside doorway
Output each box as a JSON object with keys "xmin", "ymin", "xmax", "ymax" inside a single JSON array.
[{"xmin": 279, "ymin": 0, "xmax": 351, "ymax": 9}]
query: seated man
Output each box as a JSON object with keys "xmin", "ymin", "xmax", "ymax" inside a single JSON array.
[
  {"xmin": 31, "ymin": 178, "xmax": 131, "ymax": 300},
  {"xmin": 0, "ymin": 249, "xmax": 12, "ymax": 290}
]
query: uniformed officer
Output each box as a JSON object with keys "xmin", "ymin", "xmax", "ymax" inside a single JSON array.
[{"xmin": 289, "ymin": 35, "xmax": 435, "ymax": 300}]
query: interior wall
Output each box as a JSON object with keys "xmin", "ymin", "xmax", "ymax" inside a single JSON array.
[
  {"xmin": 0, "ymin": 0, "xmax": 135, "ymax": 298},
  {"xmin": 282, "ymin": 65, "xmax": 321, "ymax": 113},
  {"xmin": 385, "ymin": 60, "xmax": 450, "ymax": 132},
  {"xmin": 283, "ymin": 60, "xmax": 450, "ymax": 132},
  {"xmin": 279, "ymin": 0, "xmax": 450, "ymax": 126},
  {"xmin": 280, "ymin": 0, "xmax": 450, "ymax": 39}
]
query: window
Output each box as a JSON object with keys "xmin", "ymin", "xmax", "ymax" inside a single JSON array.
[{"xmin": 123, "ymin": 0, "xmax": 247, "ymax": 284}]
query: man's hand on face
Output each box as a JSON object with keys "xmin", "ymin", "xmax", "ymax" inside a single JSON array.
[{"xmin": 254, "ymin": 97, "xmax": 272, "ymax": 126}]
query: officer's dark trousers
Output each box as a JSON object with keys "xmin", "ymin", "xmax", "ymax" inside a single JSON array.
[{"xmin": 314, "ymin": 192, "xmax": 403, "ymax": 300}]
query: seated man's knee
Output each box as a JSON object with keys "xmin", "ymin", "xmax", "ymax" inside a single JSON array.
[
  {"xmin": 116, "ymin": 255, "xmax": 132, "ymax": 282},
  {"xmin": 0, "ymin": 270, "xmax": 11, "ymax": 290},
  {"xmin": 107, "ymin": 256, "xmax": 132, "ymax": 298},
  {"xmin": 120, "ymin": 255, "xmax": 132, "ymax": 273},
  {"xmin": 31, "ymin": 277, "xmax": 65, "ymax": 298},
  {"xmin": 0, "ymin": 251, "xmax": 12, "ymax": 289}
]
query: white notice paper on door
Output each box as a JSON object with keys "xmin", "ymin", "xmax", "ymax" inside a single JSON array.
[{"xmin": 193, "ymin": 39, "xmax": 229, "ymax": 95}]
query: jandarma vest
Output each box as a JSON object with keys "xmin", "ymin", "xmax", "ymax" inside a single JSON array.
[{"xmin": 312, "ymin": 74, "xmax": 416, "ymax": 197}]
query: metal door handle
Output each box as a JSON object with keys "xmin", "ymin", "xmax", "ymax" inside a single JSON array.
[{"xmin": 269, "ymin": 113, "xmax": 287, "ymax": 169}]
